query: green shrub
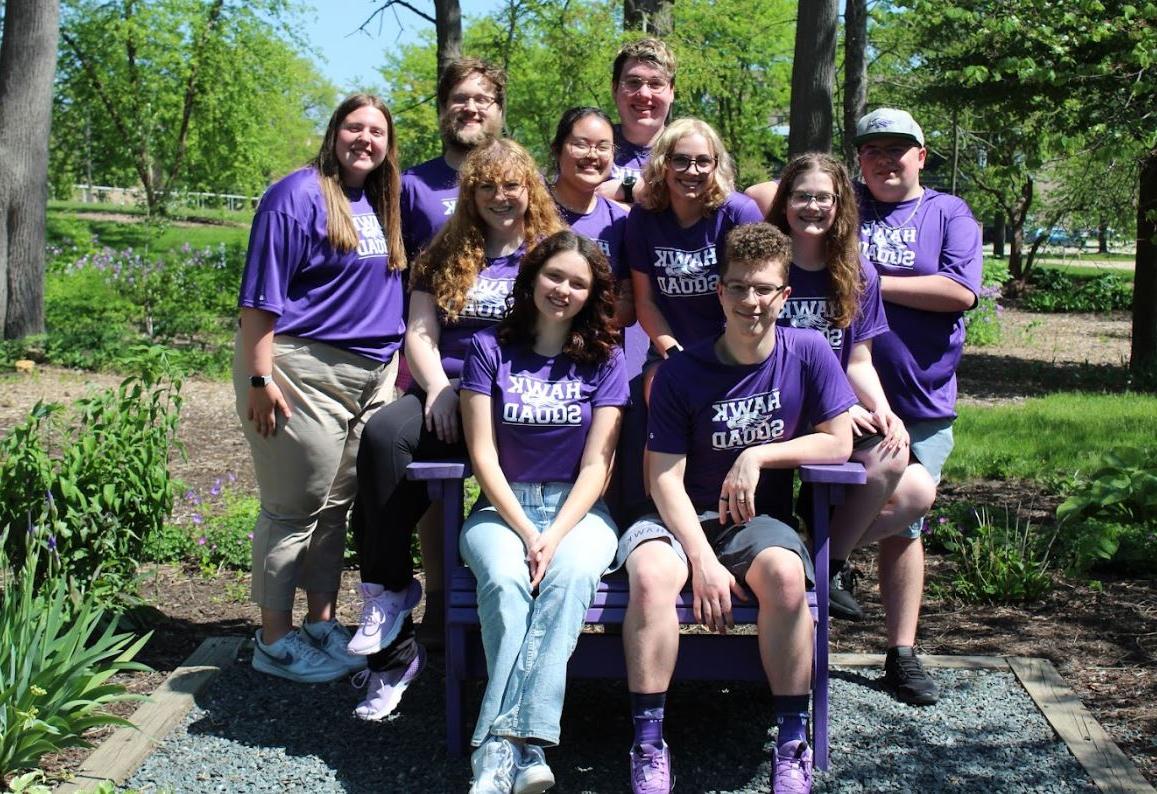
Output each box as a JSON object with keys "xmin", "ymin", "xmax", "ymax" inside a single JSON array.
[
  {"xmin": 0, "ymin": 528, "xmax": 150, "ymax": 781},
  {"xmin": 178, "ymin": 476, "xmax": 258, "ymax": 575},
  {"xmin": 0, "ymin": 368, "xmax": 182, "ymax": 595},
  {"xmin": 1021, "ymin": 268, "xmax": 1132, "ymax": 313},
  {"xmin": 965, "ymin": 285, "xmax": 1003, "ymax": 347},
  {"xmin": 926, "ymin": 507, "xmax": 1054, "ymax": 603}
]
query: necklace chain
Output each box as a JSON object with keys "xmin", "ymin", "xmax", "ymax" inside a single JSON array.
[{"xmin": 871, "ymin": 189, "xmax": 924, "ymax": 230}]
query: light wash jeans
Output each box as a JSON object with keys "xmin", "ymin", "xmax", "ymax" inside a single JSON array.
[{"xmin": 459, "ymin": 482, "xmax": 618, "ymax": 747}]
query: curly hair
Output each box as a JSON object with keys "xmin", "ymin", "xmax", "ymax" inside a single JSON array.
[
  {"xmin": 411, "ymin": 137, "xmax": 564, "ymax": 320},
  {"xmin": 499, "ymin": 231, "xmax": 620, "ymax": 366},
  {"xmin": 723, "ymin": 223, "xmax": 792, "ymax": 284},
  {"xmin": 640, "ymin": 118, "xmax": 735, "ymax": 216},
  {"xmin": 311, "ymin": 94, "xmax": 405, "ymax": 271},
  {"xmin": 765, "ymin": 153, "xmax": 862, "ymax": 329}
]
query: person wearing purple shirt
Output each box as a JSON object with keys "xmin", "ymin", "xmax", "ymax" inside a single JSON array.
[
  {"xmin": 617, "ymin": 224, "xmax": 854, "ymax": 794},
  {"xmin": 768, "ymin": 153, "xmax": 937, "ymax": 636},
  {"xmin": 597, "ymin": 38, "xmax": 677, "ymax": 207},
  {"xmin": 855, "ymin": 108, "xmax": 982, "ymax": 706},
  {"xmin": 459, "ymin": 232, "xmax": 628, "ymax": 792},
  {"xmin": 346, "ymin": 138, "xmax": 565, "ymax": 725},
  {"xmin": 627, "ymin": 118, "xmax": 764, "ymax": 370},
  {"xmin": 236, "ymin": 95, "xmax": 407, "ymax": 685},
  {"xmin": 400, "ymin": 58, "xmax": 507, "ymax": 262}
]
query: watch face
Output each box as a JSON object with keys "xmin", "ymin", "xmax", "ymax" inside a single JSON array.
[{"xmin": 250, "ymin": 375, "xmax": 271, "ymax": 387}]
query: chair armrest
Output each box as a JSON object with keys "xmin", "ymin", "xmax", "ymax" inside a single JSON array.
[
  {"xmin": 799, "ymin": 461, "xmax": 866, "ymax": 486},
  {"xmin": 406, "ymin": 460, "xmax": 472, "ymax": 481}
]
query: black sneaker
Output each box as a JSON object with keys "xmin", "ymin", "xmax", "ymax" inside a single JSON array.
[
  {"xmin": 884, "ymin": 646, "xmax": 939, "ymax": 706},
  {"xmin": 829, "ymin": 567, "xmax": 864, "ymax": 621}
]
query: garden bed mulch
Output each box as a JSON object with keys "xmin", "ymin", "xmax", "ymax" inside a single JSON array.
[{"xmin": 4, "ymin": 307, "xmax": 1154, "ymax": 787}]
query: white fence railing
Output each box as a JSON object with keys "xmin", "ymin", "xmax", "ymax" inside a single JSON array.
[{"xmin": 71, "ymin": 184, "xmax": 260, "ymax": 212}]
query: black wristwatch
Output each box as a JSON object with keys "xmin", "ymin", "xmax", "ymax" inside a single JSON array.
[
  {"xmin": 621, "ymin": 174, "xmax": 637, "ymax": 204},
  {"xmin": 250, "ymin": 374, "xmax": 273, "ymax": 388},
  {"xmin": 664, "ymin": 343, "xmax": 683, "ymax": 358}
]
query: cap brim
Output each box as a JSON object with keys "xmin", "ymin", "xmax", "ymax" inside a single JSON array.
[{"xmin": 854, "ymin": 131, "xmax": 924, "ymax": 147}]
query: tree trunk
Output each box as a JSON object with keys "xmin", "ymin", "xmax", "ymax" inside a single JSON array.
[
  {"xmin": 841, "ymin": 0, "xmax": 867, "ymax": 168},
  {"xmin": 1098, "ymin": 219, "xmax": 1109, "ymax": 254},
  {"xmin": 993, "ymin": 212, "xmax": 1005, "ymax": 258},
  {"xmin": 434, "ymin": 0, "xmax": 461, "ymax": 82},
  {"xmin": 1131, "ymin": 148, "xmax": 1157, "ymax": 375},
  {"xmin": 788, "ymin": 0, "xmax": 837, "ymax": 157},
  {"xmin": 1007, "ymin": 177, "xmax": 1034, "ymax": 283},
  {"xmin": 624, "ymin": 0, "xmax": 674, "ymax": 35},
  {"xmin": 0, "ymin": 0, "xmax": 60, "ymax": 339}
]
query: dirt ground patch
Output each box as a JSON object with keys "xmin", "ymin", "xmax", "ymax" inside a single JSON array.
[{"xmin": 3, "ymin": 308, "xmax": 1153, "ymax": 786}]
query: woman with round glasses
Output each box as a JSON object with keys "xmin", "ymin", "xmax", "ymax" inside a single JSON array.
[
  {"xmin": 766, "ymin": 152, "xmax": 935, "ymax": 622},
  {"xmin": 347, "ymin": 137, "xmax": 564, "ymax": 721},
  {"xmin": 626, "ymin": 117, "xmax": 763, "ymax": 374}
]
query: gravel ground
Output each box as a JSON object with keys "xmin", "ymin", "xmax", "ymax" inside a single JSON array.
[{"xmin": 126, "ymin": 651, "xmax": 1094, "ymax": 793}]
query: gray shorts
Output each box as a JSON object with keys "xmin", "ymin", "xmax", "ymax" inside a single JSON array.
[
  {"xmin": 900, "ymin": 418, "xmax": 956, "ymax": 539},
  {"xmin": 613, "ymin": 511, "xmax": 815, "ymax": 589}
]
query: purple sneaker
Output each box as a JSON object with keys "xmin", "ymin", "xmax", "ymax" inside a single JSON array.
[
  {"xmin": 630, "ymin": 742, "xmax": 672, "ymax": 794},
  {"xmin": 351, "ymin": 644, "xmax": 426, "ymax": 721},
  {"xmin": 771, "ymin": 739, "xmax": 813, "ymax": 793},
  {"xmin": 347, "ymin": 579, "xmax": 422, "ymax": 656}
]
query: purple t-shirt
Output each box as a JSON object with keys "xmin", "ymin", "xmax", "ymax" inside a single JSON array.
[
  {"xmin": 611, "ymin": 124, "xmax": 651, "ymax": 183},
  {"xmin": 647, "ymin": 327, "xmax": 856, "ymax": 513},
  {"xmin": 238, "ymin": 168, "xmax": 405, "ymax": 363},
  {"xmin": 857, "ymin": 185, "xmax": 982, "ymax": 422},
  {"xmin": 557, "ymin": 194, "xmax": 629, "ymax": 278},
  {"xmin": 777, "ymin": 261, "xmax": 889, "ymax": 371},
  {"xmin": 400, "ymin": 156, "xmax": 459, "ymax": 261},
  {"xmin": 461, "ymin": 327, "xmax": 630, "ymax": 483},
  {"xmin": 413, "ymin": 249, "xmax": 524, "ymax": 380},
  {"xmin": 627, "ymin": 192, "xmax": 764, "ymax": 344}
]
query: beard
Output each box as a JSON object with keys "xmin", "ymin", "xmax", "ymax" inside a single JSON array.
[{"xmin": 440, "ymin": 110, "xmax": 502, "ymax": 151}]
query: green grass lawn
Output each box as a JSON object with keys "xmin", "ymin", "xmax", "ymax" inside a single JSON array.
[
  {"xmin": 947, "ymin": 392, "xmax": 1157, "ymax": 481},
  {"xmin": 1032, "ymin": 260, "xmax": 1136, "ymax": 282},
  {"xmin": 47, "ymin": 209, "xmax": 251, "ymax": 253},
  {"xmin": 49, "ymin": 199, "xmax": 254, "ymax": 226}
]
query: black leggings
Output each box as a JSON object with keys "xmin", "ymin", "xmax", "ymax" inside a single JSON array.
[{"xmin": 351, "ymin": 388, "xmax": 465, "ymax": 670}]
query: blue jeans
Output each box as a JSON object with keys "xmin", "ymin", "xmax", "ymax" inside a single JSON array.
[{"xmin": 459, "ymin": 482, "xmax": 618, "ymax": 746}]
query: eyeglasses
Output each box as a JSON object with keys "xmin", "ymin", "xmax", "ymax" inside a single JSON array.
[
  {"xmin": 477, "ymin": 181, "xmax": 526, "ymax": 198},
  {"xmin": 669, "ymin": 154, "xmax": 717, "ymax": 173},
  {"xmin": 859, "ymin": 143, "xmax": 917, "ymax": 160},
  {"xmin": 722, "ymin": 281, "xmax": 788, "ymax": 300},
  {"xmin": 788, "ymin": 191, "xmax": 837, "ymax": 210},
  {"xmin": 565, "ymin": 139, "xmax": 614, "ymax": 158},
  {"xmin": 619, "ymin": 76, "xmax": 670, "ymax": 94},
  {"xmin": 448, "ymin": 93, "xmax": 498, "ymax": 111}
]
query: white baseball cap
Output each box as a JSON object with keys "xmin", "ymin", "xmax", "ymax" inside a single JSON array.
[{"xmin": 854, "ymin": 108, "xmax": 925, "ymax": 147}]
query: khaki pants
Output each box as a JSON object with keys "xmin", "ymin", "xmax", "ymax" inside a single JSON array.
[{"xmin": 233, "ymin": 334, "xmax": 398, "ymax": 610}]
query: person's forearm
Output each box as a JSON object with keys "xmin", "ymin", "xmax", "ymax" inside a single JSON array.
[
  {"xmin": 744, "ymin": 426, "xmax": 852, "ymax": 470},
  {"xmin": 406, "ymin": 329, "xmax": 451, "ymax": 393},
  {"xmin": 239, "ymin": 307, "xmax": 277, "ymax": 376},
  {"xmin": 879, "ymin": 274, "xmax": 975, "ymax": 312},
  {"xmin": 633, "ymin": 277, "xmax": 678, "ymax": 351},
  {"xmin": 651, "ymin": 467, "xmax": 715, "ymax": 563},
  {"xmin": 545, "ymin": 410, "xmax": 622, "ymax": 539},
  {"xmin": 847, "ymin": 359, "xmax": 892, "ymax": 416}
]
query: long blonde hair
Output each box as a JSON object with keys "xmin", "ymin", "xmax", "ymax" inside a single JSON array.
[
  {"xmin": 640, "ymin": 118, "xmax": 736, "ymax": 216},
  {"xmin": 311, "ymin": 94, "xmax": 406, "ymax": 271},
  {"xmin": 766, "ymin": 153, "xmax": 862, "ymax": 328},
  {"xmin": 412, "ymin": 138, "xmax": 563, "ymax": 320}
]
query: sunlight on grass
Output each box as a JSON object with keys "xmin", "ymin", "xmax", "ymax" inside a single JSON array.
[
  {"xmin": 47, "ymin": 211, "xmax": 251, "ymax": 252},
  {"xmin": 948, "ymin": 393, "xmax": 1157, "ymax": 481}
]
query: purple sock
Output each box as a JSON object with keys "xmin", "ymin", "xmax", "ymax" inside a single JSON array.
[
  {"xmin": 630, "ymin": 691, "xmax": 666, "ymax": 747},
  {"xmin": 773, "ymin": 694, "xmax": 810, "ymax": 747}
]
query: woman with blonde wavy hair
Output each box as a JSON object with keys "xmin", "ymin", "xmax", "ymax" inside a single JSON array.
[
  {"xmin": 766, "ymin": 152, "xmax": 934, "ymax": 624},
  {"xmin": 345, "ymin": 137, "xmax": 564, "ymax": 722},
  {"xmin": 626, "ymin": 118, "xmax": 764, "ymax": 380}
]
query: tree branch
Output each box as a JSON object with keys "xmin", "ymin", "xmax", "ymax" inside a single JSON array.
[{"xmin": 358, "ymin": 0, "xmax": 436, "ymax": 29}]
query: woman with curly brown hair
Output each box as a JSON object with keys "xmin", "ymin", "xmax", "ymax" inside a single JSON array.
[
  {"xmin": 347, "ymin": 137, "xmax": 564, "ymax": 721},
  {"xmin": 459, "ymin": 230, "xmax": 628, "ymax": 793},
  {"xmin": 766, "ymin": 152, "xmax": 934, "ymax": 623}
]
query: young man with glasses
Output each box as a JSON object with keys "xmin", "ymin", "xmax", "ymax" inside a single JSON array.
[
  {"xmin": 853, "ymin": 107, "xmax": 982, "ymax": 706},
  {"xmin": 599, "ymin": 38, "xmax": 677, "ymax": 206},
  {"xmin": 400, "ymin": 58, "xmax": 507, "ymax": 261},
  {"xmin": 615, "ymin": 223, "xmax": 855, "ymax": 794}
]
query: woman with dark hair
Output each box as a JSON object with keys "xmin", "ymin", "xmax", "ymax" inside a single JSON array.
[
  {"xmin": 459, "ymin": 230, "xmax": 628, "ymax": 793},
  {"xmin": 347, "ymin": 137, "xmax": 565, "ymax": 721},
  {"xmin": 236, "ymin": 94, "xmax": 406, "ymax": 683},
  {"xmin": 766, "ymin": 152, "xmax": 934, "ymax": 622}
]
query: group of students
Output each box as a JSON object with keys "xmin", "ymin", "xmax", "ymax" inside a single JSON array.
[{"xmin": 233, "ymin": 37, "xmax": 982, "ymax": 794}]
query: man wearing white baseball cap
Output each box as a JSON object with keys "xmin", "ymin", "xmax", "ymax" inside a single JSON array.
[{"xmin": 836, "ymin": 107, "xmax": 982, "ymax": 706}]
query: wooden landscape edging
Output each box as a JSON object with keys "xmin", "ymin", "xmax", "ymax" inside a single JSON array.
[
  {"xmin": 53, "ymin": 644, "xmax": 1153, "ymax": 793},
  {"xmin": 53, "ymin": 636, "xmax": 244, "ymax": 793}
]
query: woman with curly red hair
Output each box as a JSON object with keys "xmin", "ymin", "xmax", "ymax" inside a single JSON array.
[
  {"xmin": 347, "ymin": 137, "xmax": 564, "ymax": 722},
  {"xmin": 460, "ymin": 230, "xmax": 628, "ymax": 792}
]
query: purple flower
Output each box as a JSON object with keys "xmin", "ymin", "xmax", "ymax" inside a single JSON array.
[
  {"xmin": 184, "ymin": 489, "xmax": 199, "ymax": 504},
  {"xmin": 921, "ymin": 518, "xmax": 931, "ymax": 535},
  {"xmin": 247, "ymin": 532, "xmax": 254, "ymax": 541},
  {"xmin": 209, "ymin": 479, "xmax": 222, "ymax": 497},
  {"xmin": 938, "ymin": 516, "xmax": 948, "ymax": 525},
  {"xmin": 45, "ymin": 490, "xmax": 55, "ymax": 511},
  {"xmin": 192, "ymin": 513, "xmax": 204, "ymax": 525},
  {"xmin": 197, "ymin": 536, "xmax": 207, "ymax": 546},
  {"xmin": 47, "ymin": 535, "xmax": 57, "ymax": 550},
  {"xmin": 227, "ymin": 471, "xmax": 237, "ymax": 483}
]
